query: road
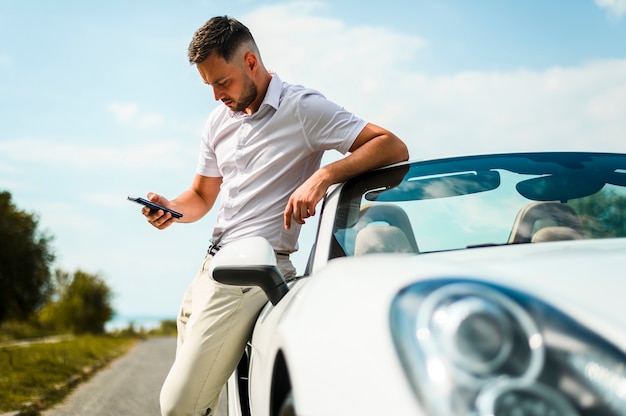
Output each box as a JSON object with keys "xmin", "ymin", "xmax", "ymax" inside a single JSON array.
[
  {"xmin": 42, "ymin": 337, "xmax": 227, "ymax": 416},
  {"xmin": 43, "ymin": 337, "xmax": 175, "ymax": 416}
]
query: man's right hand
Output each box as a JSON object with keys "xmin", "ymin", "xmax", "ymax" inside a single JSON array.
[{"xmin": 143, "ymin": 193, "xmax": 177, "ymax": 230}]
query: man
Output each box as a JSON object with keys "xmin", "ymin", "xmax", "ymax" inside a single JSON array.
[{"xmin": 142, "ymin": 16, "xmax": 408, "ymax": 416}]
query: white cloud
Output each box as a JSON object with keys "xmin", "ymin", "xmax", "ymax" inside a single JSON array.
[
  {"xmin": 242, "ymin": 3, "xmax": 626, "ymax": 160},
  {"xmin": 396, "ymin": 60, "xmax": 626, "ymax": 158},
  {"xmin": 243, "ymin": 2, "xmax": 427, "ymax": 99},
  {"xmin": 0, "ymin": 137, "xmax": 191, "ymax": 172},
  {"xmin": 594, "ymin": 0, "xmax": 626, "ymax": 17},
  {"xmin": 108, "ymin": 102, "xmax": 140, "ymax": 123},
  {"xmin": 107, "ymin": 102, "xmax": 166, "ymax": 129}
]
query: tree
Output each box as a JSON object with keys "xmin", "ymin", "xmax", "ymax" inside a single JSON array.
[
  {"xmin": 39, "ymin": 269, "xmax": 114, "ymax": 334},
  {"xmin": 570, "ymin": 189, "xmax": 626, "ymax": 238},
  {"xmin": 0, "ymin": 191, "xmax": 55, "ymax": 323}
]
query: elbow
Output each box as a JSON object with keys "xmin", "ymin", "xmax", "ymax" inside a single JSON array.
[
  {"xmin": 399, "ymin": 142, "xmax": 410, "ymax": 162},
  {"xmin": 390, "ymin": 135, "xmax": 409, "ymax": 164}
]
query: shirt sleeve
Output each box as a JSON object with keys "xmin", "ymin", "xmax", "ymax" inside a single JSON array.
[
  {"xmin": 196, "ymin": 111, "xmax": 223, "ymax": 177},
  {"xmin": 296, "ymin": 91, "xmax": 367, "ymax": 155}
]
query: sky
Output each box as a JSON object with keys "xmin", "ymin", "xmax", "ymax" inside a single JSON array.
[{"xmin": 1, "ymin": 0, "xmax": 625, "ymax": 320}]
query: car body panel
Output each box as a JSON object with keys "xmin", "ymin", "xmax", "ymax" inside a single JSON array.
[{"xmin": 244, "ymin": 238, "xmax": 625, "ymax": 415}]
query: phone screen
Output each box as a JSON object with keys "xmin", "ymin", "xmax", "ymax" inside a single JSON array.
[{"xmin": 127, "ymin": 196, "xmax": 183, "ymax": 219}]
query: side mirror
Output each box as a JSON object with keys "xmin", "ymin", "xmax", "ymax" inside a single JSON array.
[{"xmin": 211, "ymin": 237, "xmax": 290, "ymax": 306}]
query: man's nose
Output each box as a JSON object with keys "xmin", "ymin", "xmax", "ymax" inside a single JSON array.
[{"xmin": 212, "ymin": 86, "xmax": 224, "ymax": 101}]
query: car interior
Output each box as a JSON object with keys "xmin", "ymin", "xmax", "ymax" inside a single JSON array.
[
  {"xmin": 352, "ymin": 203, "xmax": 419, "ymax": 256},
  {"xmin": 508, "ymin": 201, "xmax": 585, "ymax": 244}
]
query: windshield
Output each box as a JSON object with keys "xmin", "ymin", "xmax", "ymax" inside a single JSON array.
[{"xmin": 331, "ymin": 153, "xmax": 626, "ymax": 257}]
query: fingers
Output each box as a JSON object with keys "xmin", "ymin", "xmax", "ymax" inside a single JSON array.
[
  {"xmin": 144, "ymin": 208, "xmax": 174, "ymax": 230},
  {"xmin": 284, "ymin": 204, "xmax": 293, "ymax": 230},
  {"xmin": 148, "ymin": 192, "xmax": 161, "ymax": 203},
  {"xmin": 284, "ymin": 199, "xmax": 316, "ymax": 230},
  {"xmin": 142, "ymin": 192, "xmax": 174, "ymax": 230},
  {"xmin": 297, "ymin": 204, "xmax": 315, "ymax": 222}
]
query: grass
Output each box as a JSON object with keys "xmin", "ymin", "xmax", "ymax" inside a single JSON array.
[
  {"xmin": 0, "ymin": 334, "xmax": 138, "ymax": 415},
  {"xmin": 0, "ymin": 321, "xmax": 57, "ymax": 343}
]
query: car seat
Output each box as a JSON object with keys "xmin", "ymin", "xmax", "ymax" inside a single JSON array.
[
  {"xmin": 353, "ymin": 203, "xmax": 419, "ymax": 255},
  {"xmin": 530, "ymin": 226, "xmax": 584, "ymax": 242},
  {"xmin": 508, "ymin": 201, "xmax": 584, "ymax": 244}
]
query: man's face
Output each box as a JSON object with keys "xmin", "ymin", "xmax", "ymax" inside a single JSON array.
[{"xmin": 196, "ymin": 52, "xmax": 258, "ymax": 113}]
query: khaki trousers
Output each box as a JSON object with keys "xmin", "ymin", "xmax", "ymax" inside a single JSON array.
[{"xmin": 160, "ymin": 253, "xmax": 296, "ymax": 416}]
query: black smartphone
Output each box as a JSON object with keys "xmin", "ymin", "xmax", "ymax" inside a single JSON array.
[{"xmin": 127, "ymin": 196, "xmax": 183, "ymax": 219}]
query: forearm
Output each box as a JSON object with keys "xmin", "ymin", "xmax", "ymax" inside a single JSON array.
[
  {"xmin": 283, "ymin": 127, "xmax": 407, "ymax": 229},
  {"xmin": 170, "ymin": 175, "xmax": 222, "ymax": 223},
  {"xmin": 170, "ymin": 190, "xmax": 212, "ymax": 223},
  {"xmin": 318, "ymin": 130, "xmax": 409, "ymax": 187}
]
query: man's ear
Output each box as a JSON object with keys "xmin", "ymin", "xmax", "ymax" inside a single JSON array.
[{"xmin": 244, "ymin": 51, "xmax": 258, "ymax": 73}]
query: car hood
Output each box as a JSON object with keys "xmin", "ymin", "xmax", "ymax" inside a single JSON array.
[{"xmin": 313, "ymin": 238, "xmax": 626, "ymax": 348}]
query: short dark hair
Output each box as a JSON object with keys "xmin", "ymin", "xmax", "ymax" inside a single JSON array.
[{"xmin": 188, "ymin": 16, "xmax": 256, "ymax": 64}]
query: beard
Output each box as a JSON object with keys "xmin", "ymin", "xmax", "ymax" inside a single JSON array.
[{"xmin": 231, "ymin": 74, "xmax": 258, "ymax": 113}]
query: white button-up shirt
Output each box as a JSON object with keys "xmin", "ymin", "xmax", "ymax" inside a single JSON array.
[{"xmin": 196, "ymin": 74, "xmax": 367, "ymax": 252}]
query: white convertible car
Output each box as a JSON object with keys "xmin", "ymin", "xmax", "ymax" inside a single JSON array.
[{"xmin": 212, "ymin": 152, "xmax": 626, "ymax": 416}]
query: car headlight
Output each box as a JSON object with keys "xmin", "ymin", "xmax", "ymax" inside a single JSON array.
[{"xmin": 390, "ymin": 280, "xmax": 626, "ymax": 415}]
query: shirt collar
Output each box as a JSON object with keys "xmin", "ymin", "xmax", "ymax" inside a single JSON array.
[
  {"xmin": 230, "ymin": 72, "xmax": 282, "ymax": 118},
  {"xmin": 262, "ymin": 72, "xmax": 282, "ymax": 111}
]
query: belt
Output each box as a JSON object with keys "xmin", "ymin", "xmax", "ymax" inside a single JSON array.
[
  {"xmin": 207, "ymin": 243, "xmax": 290, "ymax": 257},
  {"xmin": 207, "ymin": 244, "xmax": 221, "ymax": 256}
]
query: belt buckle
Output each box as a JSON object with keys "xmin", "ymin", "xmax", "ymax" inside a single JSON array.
[{"xmin": 207, "ymin": 244, "xmax": 221, "ymax": 256}]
